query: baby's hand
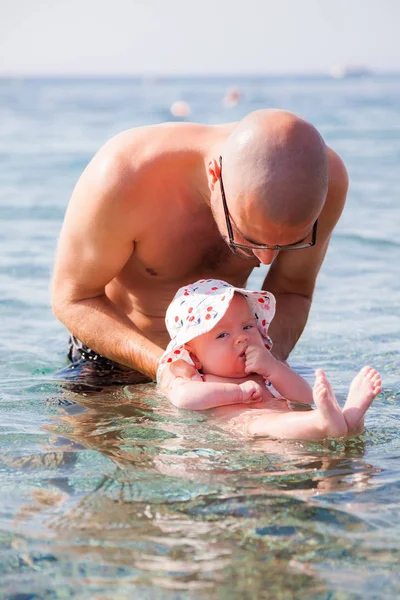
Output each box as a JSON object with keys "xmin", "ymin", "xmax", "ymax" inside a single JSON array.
[
  {"xmin": 239, "ymin": 380, "xmax": 263, "ymax": 403},
  {"xmin": 245, "ymin": 343, "xmax": 276, "ymax": 378}
]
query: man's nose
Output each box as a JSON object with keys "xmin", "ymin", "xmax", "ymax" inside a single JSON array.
[{"xmin": 252, "ymin": 248, "xmax": 279, "ymax": 265}]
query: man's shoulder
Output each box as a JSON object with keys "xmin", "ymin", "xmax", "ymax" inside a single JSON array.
[
  {"xmin": 102, "ymin": 122, "xmax": 216, "ymax": 159},
  {"xmin": 88, "ymin": 122, "xmax": 215, "ymax": 184},
  {"xmin": 327, "ymin": 146, "xmax": 349, "ymax": 197},
  {"xmin": 315, "ymin": 146, "xmax": 349, "ymax": 238}
]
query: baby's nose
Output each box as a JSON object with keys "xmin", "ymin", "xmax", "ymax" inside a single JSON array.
[{"xmin": 235, "ymin": 332, "xmax": 248, "ymax": 344}]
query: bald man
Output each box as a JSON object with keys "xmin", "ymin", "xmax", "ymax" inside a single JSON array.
[{"xmin": 52, "ymin": 109, "xmax": 348, "ymax": 385}]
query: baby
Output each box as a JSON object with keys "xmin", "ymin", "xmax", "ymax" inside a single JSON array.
[{"xmin": 157, "ymin": 279, "xmax": 382, "ymax": 440}]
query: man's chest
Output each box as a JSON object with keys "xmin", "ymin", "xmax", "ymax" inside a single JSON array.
[{"xmin": 126, "ymin": 220, "xmax": 258, "ymax": 286}]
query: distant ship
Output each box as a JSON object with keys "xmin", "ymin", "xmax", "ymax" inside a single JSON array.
[{"xmin": 330, "ymin": 64, "xmax": 373, "ymax": 79}]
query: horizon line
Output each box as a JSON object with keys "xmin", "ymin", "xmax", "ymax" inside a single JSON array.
[{"xmin": 1, "ymin": 69, "xmax": 399, "ymax": 79}]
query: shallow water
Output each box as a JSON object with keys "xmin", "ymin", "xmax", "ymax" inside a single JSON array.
[{"xmin": 1, "ymin": 75, "xmax": 400, "ymax": 599}]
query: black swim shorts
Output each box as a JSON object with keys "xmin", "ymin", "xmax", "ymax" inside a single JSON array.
[{"xmin": 54, "ymin": 335, "xmax": 153, "ymax": 386}]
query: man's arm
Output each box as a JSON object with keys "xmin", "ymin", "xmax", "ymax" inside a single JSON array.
[
  {"xmin": 52, "ymin": 132, "xmax": 163, "ymax": 379},
  {"xmin": 264, "ymin": 148, "xmax": 349, "ymax": 361}
]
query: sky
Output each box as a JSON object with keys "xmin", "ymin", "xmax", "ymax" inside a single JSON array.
[{"xmin": 1, "ymin": 0, "xmax": 399, "ymax": 76}]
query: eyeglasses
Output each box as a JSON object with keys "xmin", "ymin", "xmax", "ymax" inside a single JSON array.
[{"xmin": 219, "ymin": 156, "xmax": 318, "ymax": 259}]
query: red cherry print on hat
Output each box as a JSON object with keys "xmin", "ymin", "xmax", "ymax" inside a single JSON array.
[
  {"xmin": 174, "ymin": 350, "xmax": 181, "ymax": 354},
  {"xmin": 205, "ymin": 314, "xmax": 211, "ymax": 320},
  {"xmin": 188, "ymin": 307, "xmax": 193, "ymax": 313},
  {"xmin": 175, "ymin": 316, "xmax": 179, "ymax": 322},
  {"xmin": 262, "ymin": 319, "xmax": 266, "ymax": 326},
  {"xmin": 206, "ymin": 306, "xmax": 212, "ymax": 312},
  {"xmin": 211, "ymin": 287, "xmax": 218, "ymax": 290},
  {"xmin": 167, "ymin": 358, "xmax": 173, "ymax": 362},
  {"xmin": 258, "ymin": 298, "xmax": 265, "ymax": 303},
  {"xmin": 188, "ymin": 316, "xmax": 195, "ymax": 322}
]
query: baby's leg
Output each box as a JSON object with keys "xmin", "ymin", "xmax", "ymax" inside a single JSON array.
[
  {"xmin": 229, "ymin": 370, "xmax": 346, "ymax": 440},
  {"xmin": 311, "ymin": 369, "xmax": 347, "ymax": 438},
  {"xmin": 215, "ymin": 370, "xmax": 380, "ymax": 441},
  {"xmin": 342, "ymin": 366, "xmax": 382, "ymax": 433}
]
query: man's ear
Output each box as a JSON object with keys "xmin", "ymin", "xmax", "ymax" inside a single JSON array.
[
  {"xmin": 207, "ymin": 157, "xmax": 221, "ymax": 192},
  {"xmin": 184, "ymin": 344, "xmax": 202, "ymax": 370}
]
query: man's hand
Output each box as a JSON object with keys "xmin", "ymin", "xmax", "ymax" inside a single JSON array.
[
  {"xmin": 239, "ymin": 380, "xmax": 263, "ymax": 403},
  {"xmin": 159, "ymin": 359, "xmax": 202, "ymax": 392},
  {"xmin": 244, "ymin": 343, "xmax": 277, "ymax": 379}
]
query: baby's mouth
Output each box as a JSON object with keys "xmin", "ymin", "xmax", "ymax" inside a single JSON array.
[{"xmin": 239, "ymin": 348, "xmax": 247, "ymax": 359}]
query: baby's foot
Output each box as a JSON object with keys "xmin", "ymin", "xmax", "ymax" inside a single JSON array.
[
  {"xmin": 313, "ymin": 369, "xmax": 347, "ymax": 437},
  {"xmin": 342, "ymin": 366, "xmax": 382, "ymax": 432}
]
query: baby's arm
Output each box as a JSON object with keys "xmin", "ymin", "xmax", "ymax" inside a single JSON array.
[
  {"xmin": 160, "ymin": 360, "xmax": 263, "ymax": 410},
  {"xmin": 245, "ymin": 344, "xmax": 313, "ymax": 404},
  {"xmin": 170, "ymin": 378, "xmax": 263, "ymax": 410}
]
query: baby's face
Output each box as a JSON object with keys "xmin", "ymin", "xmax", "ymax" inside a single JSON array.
[{"xmin": 186, "ymin": 293, "xmax": 263, "ymax": 377}]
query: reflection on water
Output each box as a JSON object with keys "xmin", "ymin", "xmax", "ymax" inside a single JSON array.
[{"xmin": 2, "ymin": 381, "xmax": 400, "ymax": 598}]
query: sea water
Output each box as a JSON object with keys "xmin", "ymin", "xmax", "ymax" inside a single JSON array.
[{"xmin": 0, "ymin": 75, "xmax": 399, "ymax": 599}]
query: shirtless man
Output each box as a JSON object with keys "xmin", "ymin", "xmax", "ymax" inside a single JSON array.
[{"xmin": 52, "ymin": 109, "xmax": 349, "ymax": 386}]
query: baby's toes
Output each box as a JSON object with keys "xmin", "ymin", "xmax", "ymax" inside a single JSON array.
[{"xmin": 362, "ymin": 365, "xmax": 373, "ymax": 374}]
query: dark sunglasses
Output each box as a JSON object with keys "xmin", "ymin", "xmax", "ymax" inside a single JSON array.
[{"xmin": 219, "ymin": 156, "xmax": 318, "ymax": 257}]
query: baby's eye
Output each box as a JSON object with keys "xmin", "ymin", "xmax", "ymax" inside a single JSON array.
[
  {"xmin": 243, "ymin": 324, "xmax": 254, "ymax": 330},
  {"xmin": 216, "ymin": 332, "xmax": 228, "ymax": 339}
]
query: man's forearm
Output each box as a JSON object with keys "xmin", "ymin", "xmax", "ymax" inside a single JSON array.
[
  {"xmin": 53, "ymin": 295, "xmax": 163, "ymax": 379},
  {"xmin": 266, "ymin": 292, "xmax": 312, "ymax": 361}
]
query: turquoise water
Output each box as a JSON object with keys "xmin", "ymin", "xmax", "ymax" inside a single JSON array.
[{"xmin": 1, "ymin": 75, "xmax": 400, "ymax": 599}]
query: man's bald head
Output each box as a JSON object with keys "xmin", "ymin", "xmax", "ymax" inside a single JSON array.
[{"xmin": 220, "ymin": 109, "xmax": 329, "ymax": 228}]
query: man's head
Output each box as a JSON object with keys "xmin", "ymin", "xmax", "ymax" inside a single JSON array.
[{"xmin": 207, "ymin": 109, "xmax": 329, "ymax": 263}]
